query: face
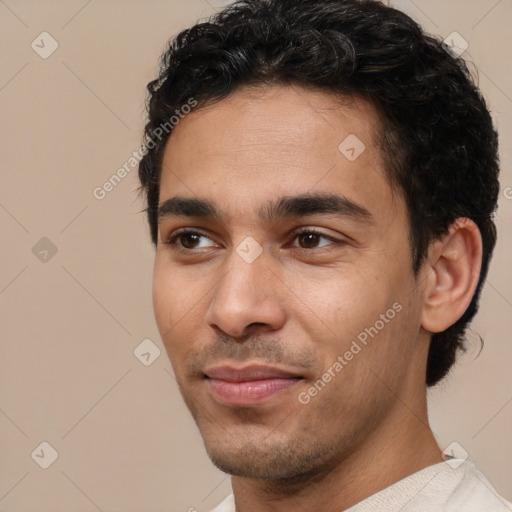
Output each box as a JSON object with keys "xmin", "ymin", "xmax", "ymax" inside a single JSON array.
[{"xmin": 152, "ymin": 85, "xmax": 429, "ymax": 481}]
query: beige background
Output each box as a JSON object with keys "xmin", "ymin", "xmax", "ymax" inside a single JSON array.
[{"xmin": 0, "ymin": 0, "xmax": 511, "ymax": 510}]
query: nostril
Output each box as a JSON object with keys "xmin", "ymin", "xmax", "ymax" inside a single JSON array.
[{"xmin": 248, "ymin": 322, "xmax": 266, "ymax": 329}]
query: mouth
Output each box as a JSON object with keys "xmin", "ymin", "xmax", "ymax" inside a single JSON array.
[{"xmin": 203, "ymin": 364, "xmax": 304, "ymax": 407}]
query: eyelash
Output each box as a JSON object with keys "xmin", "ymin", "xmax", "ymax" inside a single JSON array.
[{"xmin": 163, "ymin": 227, "xmax": 341, "ymax": 252}]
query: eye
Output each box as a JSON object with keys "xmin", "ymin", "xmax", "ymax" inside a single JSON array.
[
  {"xmin": 291, "ymin": 228, "xmax": 338, "ymax": 249},
  {"xmin": 163, "ymin": 227, "xmax": 342, "ymax": 252},
  {"xmin": 164, "ymin": 229, "xmax": 217, "ymax": 250}
]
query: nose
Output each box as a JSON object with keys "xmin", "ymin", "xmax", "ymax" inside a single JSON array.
[{"xmin": 204, "ymin": 248, "xmax": 287, "ymax": 340}]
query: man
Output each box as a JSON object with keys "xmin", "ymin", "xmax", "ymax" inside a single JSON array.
[{"xmin": 137, "ymin": 0, "xmax": 511, "ymax": 510}]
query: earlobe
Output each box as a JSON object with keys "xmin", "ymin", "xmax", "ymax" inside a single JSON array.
[{"xmin": 421, "ymin": 218, "xmax": 483, "ymax": 334}]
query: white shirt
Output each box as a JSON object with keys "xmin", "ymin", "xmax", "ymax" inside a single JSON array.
[{"xmin": 209, "ymin": 459, "xmax": 512, "ymax": 511}]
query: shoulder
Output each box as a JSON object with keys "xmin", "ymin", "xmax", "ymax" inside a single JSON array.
[
  {"xmin": 444, "ymin": 460, "xmax": 512, "ymax": 512},
  {"xmin": 346, "ymin": 459, "xmax": 511, "ymax": 512}
]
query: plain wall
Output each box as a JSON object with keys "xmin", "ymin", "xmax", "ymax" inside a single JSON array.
[{"xmin": 1, "ymin": 1, "xmax": 511, "ymax": 510}]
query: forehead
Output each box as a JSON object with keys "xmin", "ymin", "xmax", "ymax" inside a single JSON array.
[{"xmin": 159, "ymin": 84, "xmax": 400, "ymax": 226}]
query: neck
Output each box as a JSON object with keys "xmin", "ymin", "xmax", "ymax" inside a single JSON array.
[{"xmin": 230, "ymin": 389, "xmax": 443, "ymax": 512}]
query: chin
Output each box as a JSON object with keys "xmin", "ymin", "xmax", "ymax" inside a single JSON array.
[{"xmin": 203, "ymin": 433, "xmax": 340, "ymax": 483}]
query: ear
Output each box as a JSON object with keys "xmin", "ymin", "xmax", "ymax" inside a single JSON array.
[{"xmin": 421, "ymin": 218, "xmax": 483, "ymax": 334}]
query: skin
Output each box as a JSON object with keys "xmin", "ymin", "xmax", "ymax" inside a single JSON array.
[{"xmin": 152, "ymin": 84, "xmax": 482, "ymax": 511}]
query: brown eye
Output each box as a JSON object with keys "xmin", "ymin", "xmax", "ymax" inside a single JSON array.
[
  {"xmin": 179, "ymin": 233, "xmax": 201, "ymax": 249},
  {"xmin": 293, "ymin": 229, "xmax": 336, "ymax": 250},
  {"xmin": 298, "ymin": 232, "xmax": 322, "ymax": 248},
  {"xmin": 165, "ymin": 230, "xmax": 217, "ymax": 250}
]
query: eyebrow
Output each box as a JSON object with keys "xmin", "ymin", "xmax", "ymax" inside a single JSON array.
[{"xmin": 157, "ymin": 192, "xmax": 374, "ymax": 225}]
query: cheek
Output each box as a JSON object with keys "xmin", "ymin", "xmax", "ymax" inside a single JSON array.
[
  {"xmin": 152, "ymin": 261, "xmax": 210, "ymax": 361},
  {"xmin": 152, "ymin": 277, "xmax": 188, "ymax": 371},
  {"xmin": 152, "ymin": 266, "xmax": 172, "ymax": 330},
  {"xmin": 288, "ymin": 267, "xmax": 388, "ymax": 339},
  {"xmin": 152, "ymin": 261, "xmax": 189, "ymax": 340}
]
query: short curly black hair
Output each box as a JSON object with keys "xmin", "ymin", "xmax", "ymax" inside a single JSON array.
[{"xmin": 138, "ymin": 0, "xmax": 500, "ymax": 387}]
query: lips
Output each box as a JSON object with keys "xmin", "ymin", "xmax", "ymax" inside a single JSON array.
[{"xmin": 204, "ymin": 364, "xmax": 303, "ymax": 407}]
